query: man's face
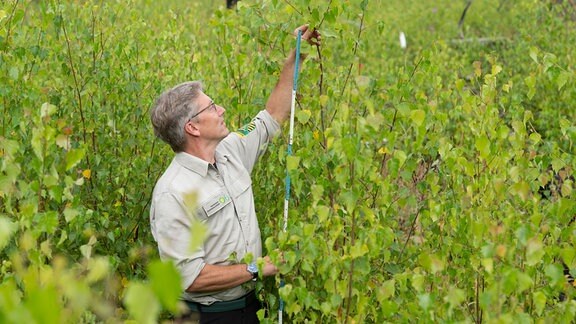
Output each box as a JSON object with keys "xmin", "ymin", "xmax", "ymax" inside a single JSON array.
[{"xmin": 189, "ymin": 93, "xmax": 229, "ymax": 141}]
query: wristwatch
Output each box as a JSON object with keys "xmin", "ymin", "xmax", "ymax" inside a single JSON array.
[{"xmin": 247, "ymin": 262, "xmax": 258, "ymax": 282}]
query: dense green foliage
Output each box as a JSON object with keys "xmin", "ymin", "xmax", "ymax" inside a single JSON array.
[{"xmin": 1, "ymin": 0, "xmax": 575, "ymax": 322}]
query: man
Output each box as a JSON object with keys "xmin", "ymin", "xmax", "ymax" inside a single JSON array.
[
  {"xmin": 226, "ymin": 0, "xmax": 238, "ymax": 9},
  {"xmin": 149, "ymin": 25, "xmax": 320, "ymax": 323}
]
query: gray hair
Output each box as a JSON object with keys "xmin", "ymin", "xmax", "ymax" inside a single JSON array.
[{"xmin": 150, "ymin": 81, "xmax": 203, "ymax": 152}]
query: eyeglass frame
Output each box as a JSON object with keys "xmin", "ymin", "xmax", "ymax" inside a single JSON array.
[{"xmin": 188, "ymin": 101, "xmax": 216, "ymax": 121}]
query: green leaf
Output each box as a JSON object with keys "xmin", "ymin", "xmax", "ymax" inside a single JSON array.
[
  {"xmin": 320, "ymin": 301, "xmax": 331, "ymax": 315},
  {"xmin": 124, "ymin": 282, "xmax": 161, "ymax": 324},
  {"xmin": 559, "ymin": 118, "xmax": 571, "ymax": 135},
  {"xmin": 560, "ymin": 247, "xmax": 575, "ymax": 268},
  {"xmin": 341, "ymin": 190, "xmax": 358, "ymax": 212},
  {"xmin": 41, "ymin": 102, "xmax": 57, "ymax": 119},
  {"xmin": 9, "ymin": 66, "xmax": 19, "ymax": 80},
  {"xmin": 86, "ymin": 257, "xmax": 110, "ymax": 283},
  {"xmin": 411, "ymin": 273, "xmax": 425, "ymax": 292},
  {"xmin": 349, "ymin": 243, "xmax": 368, "ymax": 258},
  {"xmin": 532, "ymin": 291, "xmax": 546, "ymax": 316},
  {"xmin": 525, "ymin": 238, "xmax": 544, "ymax": 266},
  {"xmin": 296, "ymin": 109, "xmax": 311, "ymax": 124},
  {"xmin": 0, "ymin": 138, "xmax": 19, "ymax": 159},
  {"xmin": 279, "ymin": 283, "xmax": 293, "ymax": 300},
  {"xmin": 502, "ymin": 269, "xmax": 518, "ymax": 294},
  {"xmin": 182, "ymin": 191, "xmax": 198, "ymax": 215},
  {"xmin": 301, "ymin": 259, "xmax": 314, "ymax": 273},
  {"xmin": 0, "ymin": 216, "xmax": 17, "ymax": 251},
  {"xmin": 475, "ymin": 135, "xmax": 491, "ymax": 159},
  {"xmin": 529, "ymin": 132, "xmax": 541, "ymax": 144},
  {"xmin": 31, "ymin": 128, "xmax": 44, "ymax": 161},
  {"xmin": 286, "ymin": 155, "xmax": 301, "ymax": 172},
  {"xmin": 418, "ymin": 293, "xmax": 432, "ymax": 311},
  {"xmin": 444, "ymin": 287, "xmax": 465, "ymax": 309},
  {"xmin": 481, "ymin": 258, "xmax": 493, "ymax": 273},
  {"xmin": 473, "ymin": 61, "xmax": 482, "ymax": 77},
  {"xmin": 341, "ymin": 137, "xmax": 357, "ymax": 160},
  {"xmin": 63, "ymin": 207, "xmax": 80, "ymax": 222},
  {"xmin": 543, "ymin": 52, "xmax": 557, "ymax": 72},
  {"xmin": 381, "ymin": 300, "xmax": 399, "ymax": 317},
  {"xmin": 379, "ymin": 279, "xmax": 395, "ymax": 300},
  {"xmin": 561, "ymin": 180, "xmax": 573, "ymax": 197},
  {"xmin": 524, "ymin": 75, "xmax": 536, "ymax": 100},
  {"xmin": 544, "ymin": 263, "xmax": 564, "ymax": 287},
  {"xmin": 410, "ymin": 109, "xmax": 425, "ymax": 127},
  {"xmin": 26, "ymin": 285, "xmax": 62, "ymax": 324},
  {"xmin": 516, "ymin": 271, "xmax": 533, "ymax": 293},
  {"xmin": 80, "ymin": 245, "xmax": 92, "ymax": 259},
  {"xmin": 529, "ymin": 47, "xmax": 539, "ymax": 64},
  {"xmin": 80, "ymin": 236, "xmax": 97, "ymax": 259},
  {"xmin": 556, "ymin": 71, "xmax": 570, "ymax": 91},
  {"xmin": 316, "ymin": 205, "xmax": 330, "ymax": 223},
  {"xmin": 396, "ymin": 102, "xmax": 411, "ymax": 117},
  {"xmin": 35, "ymin": 211, "xmax": 59, "ymax": 234},
  {"xmin": 148, "ymin": 260, "xmax": 182, "ymax": 313},
  {"xmin": 393, "ymin": 150, "xmax": 407, "ymax": 168},
  {"xmin": 189, "ymin": 218, "xmax": 207, "ymax": 253},
  {"xmin": 418, "ymin": 253, "xmax": 444, "ymax": 274},
  {"xmin": 56, "ymin": 134, "xmax": 69, "ymax": 149},
  {"xmin": 491, "ymin": 64, "xmax": 502, "ymax": 75},
  {"xmin": 509, "ymin": 166, "xmax": 521, "ymax": 182},
  {"xmin": 551, "ymin": 158, "xmax": 566, "ymax": 172},
  {"xmin": 510, "ymin": 181, "xmax": 530, "ymax": 201},
  {"xmin": 65, "ymin": 148, "xmax": 86, "ymax": 171},
  {"xmin": 0, "ymin": 279, "xmax": 23, "ymax": 313},
  {"xmin": 455, "ymin": 79, "xmax": 465, "ymax": 92}
]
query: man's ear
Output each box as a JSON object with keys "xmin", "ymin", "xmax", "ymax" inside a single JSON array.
[{"xmin": 184, "ymin": 120, "xmax": 201, "ymax": 137}]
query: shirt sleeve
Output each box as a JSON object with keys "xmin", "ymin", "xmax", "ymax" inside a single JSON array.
[
  {"xmin": 150, "ymin": 191, "xmax": 205, "ymax": 290},
  {"xmin": 219, "ymin": 109, "xmax": 281, "ymax": 173}
]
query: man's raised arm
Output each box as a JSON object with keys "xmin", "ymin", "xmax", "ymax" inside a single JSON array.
[{"xmin": 266, "ymin": 25, "xmax": 321, "ymax": 124}]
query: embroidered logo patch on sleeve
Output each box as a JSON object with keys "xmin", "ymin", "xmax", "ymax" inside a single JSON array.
[{"xmin": 235, "ymin": 120, "xmax": 256, "ymax": 137}]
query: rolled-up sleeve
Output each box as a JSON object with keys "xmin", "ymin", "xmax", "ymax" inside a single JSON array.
[{"xmin": 151, "ymin": 191, "xmax": 205, "ymax": 290}]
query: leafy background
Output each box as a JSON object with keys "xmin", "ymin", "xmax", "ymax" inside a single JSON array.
[{"xmin": 1, "ymin": 0, "xmax": 575, "ymax": 322}]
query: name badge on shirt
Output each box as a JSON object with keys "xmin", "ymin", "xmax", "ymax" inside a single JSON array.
[{"xmin": 202, "ymin": 192, "xmax": 232, "ymax": 217}]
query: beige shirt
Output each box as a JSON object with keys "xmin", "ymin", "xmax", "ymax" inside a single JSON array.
[{"xmin": 150, "ymin": 110, "xmax": 280, "ymax": 303}]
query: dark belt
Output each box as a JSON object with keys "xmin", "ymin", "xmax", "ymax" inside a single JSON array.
[{"xmin": 185, "ymin": 291, "xmax": 257, "ymax": 313}]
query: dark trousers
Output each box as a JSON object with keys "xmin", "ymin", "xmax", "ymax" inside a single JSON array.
[
  {"xmin": 198, "ymin": 297, "xmax": 261, "ymax": 324},
  {"xmin": 178, "ymin": 293, "xmax": 262, "ymax": 324},
  {"xmin": 226, "ymin": 0, "xmax": 239, "ymax": 9}
]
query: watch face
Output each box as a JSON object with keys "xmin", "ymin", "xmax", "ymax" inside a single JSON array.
[{"xmin": 248, "ymin": 263, "xmax": 258, "ymax": 274}]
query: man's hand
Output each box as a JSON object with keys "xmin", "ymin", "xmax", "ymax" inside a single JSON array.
[
  {"xmin": 262, "ymin": 255, "xmax": 280, "ymax": 277},
  {"xmin": 294, "ymin": 24, "xmax": 321, "ymax": 47}
]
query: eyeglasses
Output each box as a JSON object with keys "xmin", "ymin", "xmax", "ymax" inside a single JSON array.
[{"xmin": 189, "ymin": 101, "xmax": 216, "ymax": 120}]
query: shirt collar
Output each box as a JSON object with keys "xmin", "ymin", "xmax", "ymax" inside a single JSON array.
[
  {"xmin": 174, "ymin": 152, "xmax": 210, "ymax": 176},
  {"xmin": 174, "ymin": 151, "xmax": 229, "ymax": 177}
]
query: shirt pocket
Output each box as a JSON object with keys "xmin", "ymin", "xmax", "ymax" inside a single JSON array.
[
  {"xmin": 227, "ymin": 169, "xmax": 252, "ymax": 219},
  {"xmin": 228, "ymin": 169, "xmax": 252, "ymax": 199}
]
